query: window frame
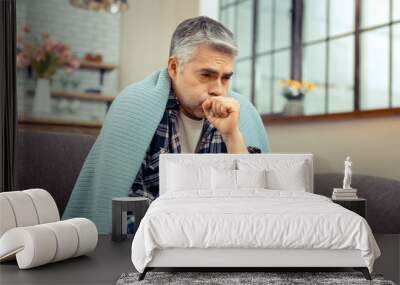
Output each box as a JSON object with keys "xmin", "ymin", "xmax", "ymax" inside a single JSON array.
[{"xmin": 219, "ymin": 0, "xmax": 400, "ymax": 122}]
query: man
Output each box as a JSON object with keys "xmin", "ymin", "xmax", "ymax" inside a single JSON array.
[
  {"xmin": 63, "ymin": 16, "xmax": 269, "ymax": 233},
  {"xmin": 129, "ymin": 16, "xmax": 265, "ymax": 200}
]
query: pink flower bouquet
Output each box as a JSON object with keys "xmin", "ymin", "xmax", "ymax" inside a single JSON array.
[{"xmin": 16, "ymin": 25, "xmax": 80, "ymax": 79}]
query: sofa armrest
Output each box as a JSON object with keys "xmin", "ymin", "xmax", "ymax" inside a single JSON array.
[{"xmin": 315, "ymin": 173, "xmax": 400, "ymax": 234}]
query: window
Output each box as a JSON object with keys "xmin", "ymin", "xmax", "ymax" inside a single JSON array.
[
  {"xmin": 302, "ymin": 0, "xmax": 355, "ymax": 115},
  {"xmin": 220, "ymin": 0, "xmax": 291, "ymax": 113},
  {"xmin": 303, "ymin": 0, "xmax": 326, "ymax": 42},
  {"xmin": 235, "ymin": 59, "xmax": 252, "ymax": 101},
  {"xmin": 219, "ymin": 0, "xmax": 400, "ymax": 117},
  {"xmin": 255, "ymin": 55, "xmax": 272, "ymax": 114},
  {"xmin": 236, "ymin": 0, "xmax": 252, "ymax": 58},
  {"xmin": 361, "ymin": 27, "xmax": 390, "ymax": 110},
  {"xmin": 395, "ymin": 0, "xmax": 400, "ymax": 21},
  {"xmin": 328, "ymin": 36, "xmax": 354, "ymax": 113},
  {"xmin": 272, "ymin": 50, "xmax": 290, "ymax": 113},
  {"xmin": 302, "ymin": 42, "xmax": 326, "ymax": 115},
  {"xmin": 361, "ymin": 0, "xmax": 390, "ymax": 28}
]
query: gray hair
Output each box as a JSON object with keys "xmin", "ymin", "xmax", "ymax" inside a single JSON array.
[{"xmin": 169, "ymin": 16, "xmax": 237, "ymax": 67}]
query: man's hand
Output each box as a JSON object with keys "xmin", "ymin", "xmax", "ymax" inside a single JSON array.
[
  {"xmin": 202, "ymin": 97, "xmax": 248, "ymax": 153},
  {"xmin": 201, "ymin": 97, "xmax": 240, "ymax": 137}
]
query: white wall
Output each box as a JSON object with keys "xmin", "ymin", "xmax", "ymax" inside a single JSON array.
[
  {"xmin": 119, "ymin": 0, "xmax": 199, "ymax": 88},
  {"xmin": 266, "ymin": 116, "xmax": 400, "ymax": 181},
  {"xmin": 199, "ymin": 0, "xmax": 219, "ymax": 20}
]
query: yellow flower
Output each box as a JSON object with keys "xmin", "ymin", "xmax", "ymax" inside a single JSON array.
[
  {"xmin": 291, "ymin": 81, "xmax": 302, "ymax": 89},
  {"xmin": 276, "ymin": 79, "xmax": 315, "ymax": 94},
  {"xmin": 302, "ymin": 81, "xmax": 315, "ymax": 91}
]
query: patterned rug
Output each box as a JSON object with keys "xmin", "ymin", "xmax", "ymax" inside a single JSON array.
[{"xmin": 116, "ymin": 271, "xmax": 396, "ymax": 285}]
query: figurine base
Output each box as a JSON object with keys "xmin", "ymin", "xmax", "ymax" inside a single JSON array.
[{"xmin": 333, "ymin": 188, "xmax": 357, "ymax": 192}]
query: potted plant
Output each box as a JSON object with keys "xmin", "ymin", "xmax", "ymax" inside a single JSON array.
[
  {"xmin": 277, "ymin": 79, "xmax": 315, "ymax": 116},
  {"xmin": 16, "ymin": 25, "xmax": 80, "ymax": 115}
]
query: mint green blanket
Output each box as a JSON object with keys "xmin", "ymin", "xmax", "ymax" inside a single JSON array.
[{"xmin": 62, "ymin": 69, "xmax": 270, "ymax": 234}]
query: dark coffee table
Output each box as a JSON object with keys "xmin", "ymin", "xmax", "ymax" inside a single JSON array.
[{"xmin": 0, "ymin": 235, "xmax": 134, "ymax": 285}]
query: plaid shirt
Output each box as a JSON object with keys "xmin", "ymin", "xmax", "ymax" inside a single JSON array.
[{"xmin": 129, "ymin": 91, "xmax": 261, "ymax": 200}]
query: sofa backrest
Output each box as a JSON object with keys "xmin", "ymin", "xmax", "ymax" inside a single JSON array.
[
  {"xmin": 15, "ymin": 130, "xmax": 96, "ymax": 216},
  {"xmin": 315, "ymin": 173, "xmax": 400, "ymax": 234}
]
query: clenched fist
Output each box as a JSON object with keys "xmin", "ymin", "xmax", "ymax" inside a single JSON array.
[{"xmin": 202, "ymin": 97, "xmax": 240, "ymax": 137}]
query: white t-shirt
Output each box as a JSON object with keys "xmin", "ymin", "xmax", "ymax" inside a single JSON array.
[{"xmin": 177, "ymin": 110, "xmax": 204, "ymax": 153}]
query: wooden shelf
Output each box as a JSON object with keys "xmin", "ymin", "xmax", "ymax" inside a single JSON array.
[
  {"xmin": 19, "ymin": 59, "xmax": 117, "ymax": 85},
  {"xmin": 18, "ymin": 113, "xmax": 102, "ymax": 136},
  {"xmin": 78, "ymin": 60, "xmax": 117, "ymax": 72},
  {"xmin": 51, "ymin": 91, "xmax": 116, "ymax": 102},
  {"xmin": 18, "ymin": 60, "xmax": 117, "ymax": 72},
  {"xmin": 78, "ymin": 60, "xmax": 117, "ymax": 85},
  {"xmin": 27, "ymin": 90, "xmax": 116, "ymax": 103}
]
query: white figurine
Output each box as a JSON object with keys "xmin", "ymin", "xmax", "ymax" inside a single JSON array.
[{"xmin": 342, "ymin": 156, "xmax": 352, "ymax": 189}]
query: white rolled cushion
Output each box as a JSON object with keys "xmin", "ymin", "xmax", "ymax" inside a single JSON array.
[
  {"xmin": 211, "ymin": 168, "xmax": 236, "ymax": 190},
  {"xmin": 0, "ymin": 191, "xmax": 39, "ymax": 227},
  {"xmin": 0, "ymin": 226, "xmax": 57, "ymax": 269},
  {"xmin": 23, "ymin": 189, "xmax": 60, "ymax": 223},
  {"xmin": 236, "ymin": 169, "xmax": 268, "ymax": 189},
  {"xmin": 167, "ymin": 162, "xmax": 212, "ymax": 191},
  {"xmin": 65, "ymin": 218, "xmax": 98, "ymax": 257},
  {"xmin": 0, "ymin": 218, "xmax": 97, "ymax": 269},
  {"xmin": 42, "ymin": 221, "xmax": 79, "ymax": 262},
  {"xmin": 0, "ymin": 196, "xmax": 17, "ymax": 237}
]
